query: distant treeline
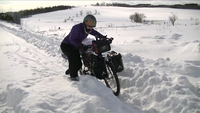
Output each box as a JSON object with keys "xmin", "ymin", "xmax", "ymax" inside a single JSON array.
[
  {"xmin": 0, "ymin": 5, "xmax": 74, "ymax": 24},
  {"xmin": 93, "ymin": 2, "xmax": 200, "ymax": 10},
  {"xmin": 19, "ymin": 5, "xmax": 74, "ymax": 18},
  {"xmin": 0, "ymin": 12, "xmax": 21, "ymax": 24}
]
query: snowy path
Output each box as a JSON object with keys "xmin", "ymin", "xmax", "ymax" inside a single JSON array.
[{"xmin": 1, "ymin": 6, "xmax": 200, "ymax": 113}]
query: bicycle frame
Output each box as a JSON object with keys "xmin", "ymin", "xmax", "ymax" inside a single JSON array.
[
  {"xmin": 80, "ymin": 45, "xmax": 108, "ymax": 75},
  {"xmin": 80, "ymin": 37, "xmax": 110, "ymax": 74},
  {"xmin": 79, "ymin": 37, "xmax": 120, "ymax": 96}
]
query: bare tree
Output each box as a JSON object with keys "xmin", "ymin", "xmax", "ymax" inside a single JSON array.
[{"xmin": 169, "ymin": 12, "xmax": 178, "ymax": 26}]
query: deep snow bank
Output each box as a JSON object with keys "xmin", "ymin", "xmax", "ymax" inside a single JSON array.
[
  {"xmin": 3, "ymin": 75, "xmax": 136, "ymax": 113},
  {"xmin": 118, "ymin": 53, "xmax": 200, "ymax": 113}
]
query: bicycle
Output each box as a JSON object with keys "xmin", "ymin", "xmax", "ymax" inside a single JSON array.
[{"xmin": 79, "ymin": 37, "xmax": 122, "ymax": 96}]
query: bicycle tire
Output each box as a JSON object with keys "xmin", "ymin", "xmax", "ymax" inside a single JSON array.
[{"xmin": 104, "ymin": 61, "xmax": 120, "ymax": 96}]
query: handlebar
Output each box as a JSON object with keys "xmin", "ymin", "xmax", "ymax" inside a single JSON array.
[
  {"xmin": 98, "ymin": 37, "xmax": 113, "ymax": 44},
  {"xmin": 95, "ymin": 36, "xmax": 113, "ymax": 41}
]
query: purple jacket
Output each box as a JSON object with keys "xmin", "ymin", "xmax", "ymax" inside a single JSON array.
[{"xmin": 62, "ymin": 23, "xmax": 104, "ymax": 48}]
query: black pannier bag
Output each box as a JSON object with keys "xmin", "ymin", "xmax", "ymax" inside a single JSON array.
[
  {"xmin": 92, "ymin": 39, "xmax": 111, "ymax": 54},
  {"xmin": 90, "ymin": 54, "xmax": 108, "ymax": 79},
  {"xmin": 107, "ymin": 51, "xmax": 124, "ymax": 72}
]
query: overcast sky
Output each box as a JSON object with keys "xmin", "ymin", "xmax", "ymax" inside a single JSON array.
[{"xmin": 0, "ymin": 0, "xmax": 200, "ymax": 12}]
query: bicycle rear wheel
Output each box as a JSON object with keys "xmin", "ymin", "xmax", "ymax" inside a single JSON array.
[{"xmin": 104, "ymin": 62, "xmax": 120, "ymax": 96}]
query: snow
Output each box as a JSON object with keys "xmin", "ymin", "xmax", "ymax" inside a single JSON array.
[{"xmin": 0, "ymin": 5, "xmax": 200, "ymax": 113}]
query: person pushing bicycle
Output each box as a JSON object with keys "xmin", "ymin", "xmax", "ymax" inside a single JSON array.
[{"xmin": 60, "ymin": 14, "xmax": 106, "ymax": 81}]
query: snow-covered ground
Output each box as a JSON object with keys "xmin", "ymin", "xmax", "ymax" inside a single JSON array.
[{"xmin": 0, "ymin": 6, "xmax": 200, "ymax": 113}]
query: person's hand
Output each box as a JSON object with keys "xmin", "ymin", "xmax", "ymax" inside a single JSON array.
[
  {"xmin": 101, "ymin": 37, "xmax": 113, "ymax": 43},
  {"xmin": 108, "ymin": 37, "xmax": 113, "ymax": 44}
]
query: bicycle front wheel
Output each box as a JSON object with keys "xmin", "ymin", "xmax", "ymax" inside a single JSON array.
[{"xmin": 104, "ymin": 62, "xmax": 120, "ymax": 96}]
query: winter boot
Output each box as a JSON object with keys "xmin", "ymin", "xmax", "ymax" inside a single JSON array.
[
  {"xmin": 65, "ymin": 69, "xmax": 70, "ymax": 75},
  {"xmin": 70, "ymin": 76, "xmax": 79, "ymax": 81}
]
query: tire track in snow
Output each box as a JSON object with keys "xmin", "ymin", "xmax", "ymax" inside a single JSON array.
[
  {"xmin": 0, "ymin": 23, "xmax": 65, "ymax": 76},
  {"xmin": 0, "ymin": 24, "xmax": 67, "ymax": 113}
]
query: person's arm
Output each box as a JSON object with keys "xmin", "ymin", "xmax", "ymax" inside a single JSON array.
[
  {"xmin": 68, "ymin": 26, "xmax": 80, "ymax": 48},
  {"xmin": 90, "ymin": 29, "xmax": 106, "ymax": 38}
]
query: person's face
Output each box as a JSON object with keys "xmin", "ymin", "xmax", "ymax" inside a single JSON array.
[
  {"xmin": 86, "ymin": 25, "xmax": 94, "ymax": 30},
  {"xmin": 85, "ymin": 20, "xmax": 95, "ymax": 30}
]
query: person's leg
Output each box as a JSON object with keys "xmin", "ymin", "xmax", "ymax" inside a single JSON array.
[
  {"xmin": 60, "ymin": 43, "xmax": 82, "ymax": 78},
  {"xmin": 68, "ymin": 49, "xmax": 82, "ymax": 78},
  {"xmin": 60, "ymin": 43, "xmax": 72, "ymax": 75}
]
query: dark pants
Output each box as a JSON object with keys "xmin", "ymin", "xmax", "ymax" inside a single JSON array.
[{"xmin": 60, "ymin": 43, "xmax": 82, "ymax": 78}]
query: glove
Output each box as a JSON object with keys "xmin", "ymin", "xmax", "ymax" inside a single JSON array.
[
  {"xmin": 108, "ymin": 37, "xmax": 113, "ymax": 44},
  {"xmin": 110, "ymin": 37, "xmax": 114, "ymax": 40},
  {"xmin": 102, "ymin": 35, "xmax": 107, "ymax": 38},
  {"xmin": 98, "ymin": 35, "xmax": 107, "ymax": 41}
]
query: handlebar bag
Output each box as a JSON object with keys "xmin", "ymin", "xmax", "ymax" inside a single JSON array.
[
  {"xmin": 107, "ymin": 51, "xmax": 124, "ymax": 72},
  {"xmin": 92, "ymin": 40, "xmax": 111, "ymax": 54}
]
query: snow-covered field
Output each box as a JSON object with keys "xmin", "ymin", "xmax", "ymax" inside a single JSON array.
[{"xmin": 0, "ymin": 6, "xmax": 200, "ymax": 113}]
